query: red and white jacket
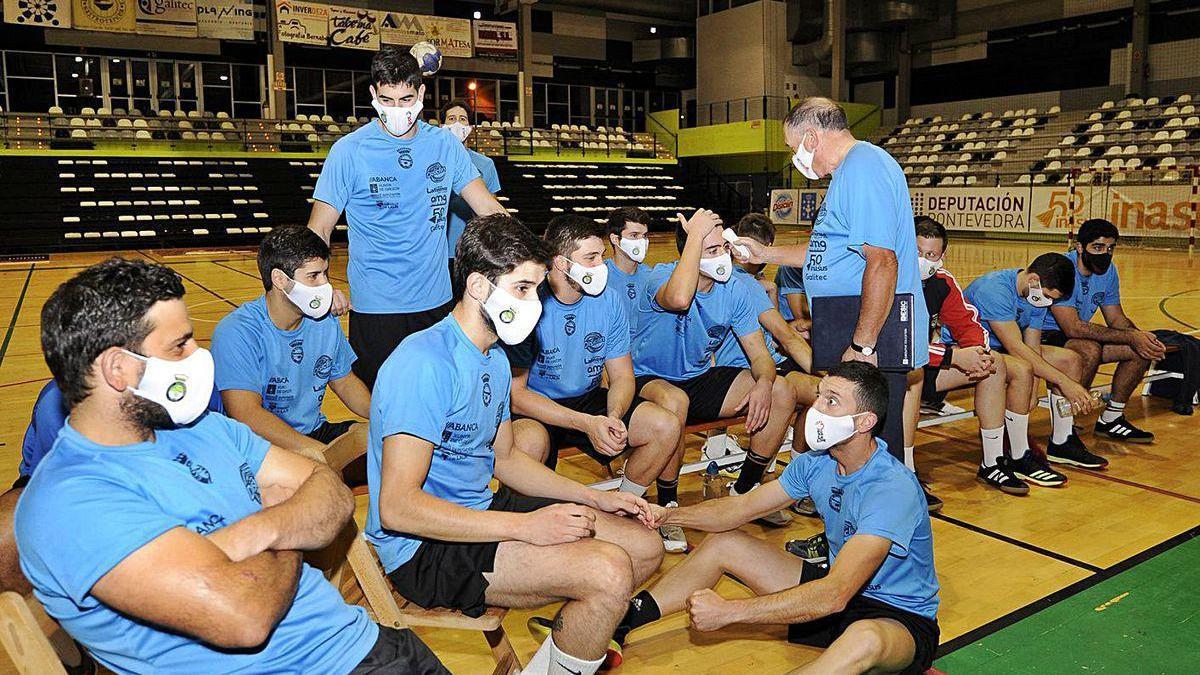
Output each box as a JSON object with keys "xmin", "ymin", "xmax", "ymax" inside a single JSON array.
[{"xmin": 923, "ymin": 268, "xmax": 989, "ymax": 369}]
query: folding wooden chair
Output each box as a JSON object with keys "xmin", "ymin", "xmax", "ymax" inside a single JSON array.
[
  {"xmin": 318, "ymin": 432, "xmax": 521, "ymax": 674},
  {"xmin": 0, "ymin": 591, "xmax": 67, "ymax": 674}
]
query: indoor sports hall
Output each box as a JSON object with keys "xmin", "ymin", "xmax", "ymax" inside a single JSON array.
[{"xmin": 0, "ymin": 1, "xmax": 1198, "ymax": 674}]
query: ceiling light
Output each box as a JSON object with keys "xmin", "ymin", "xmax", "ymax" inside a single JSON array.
[
  {"xmin": 473, "ymin": 10, "xmax": 481, "ymax": 19},
  {"xmin": 650, "ymin": 26, "xmax": 657, "ymax": 34}
]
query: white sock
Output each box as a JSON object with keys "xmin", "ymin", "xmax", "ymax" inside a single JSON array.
[
  {"xmin": 980, "ymin": 427, "xmax": 1004, "ymax": 467},
  {"xmin": 618, "ymin": 476, "xmax": 648, "ymax": 497},
  {"xmin": 903, "ymin": 446, "xmax": 916, "ymax": 472},
  {"xmin": 1004, "ymin": 410, "xmax": 1031, "ymax": 460},
  {"xmin": 524, "ymin": 635, "xmax": 556, "ymax": 675},
  {"xmin": 1048, "ymin": 392, "xmax": 1073, "ymax": 445},
  {"xmin": 1099, "ymin": 400, "xmax": 1126, "ymax": 425},
  {"xmin": 548, "ymin": 637, "xmax": 605, "ymax": 675}
]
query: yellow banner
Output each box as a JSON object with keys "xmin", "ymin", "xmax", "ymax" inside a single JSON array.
[
  {"xmin": 136, "ymin": 0, "xmax": 197, "ymax": 37},
  {"xmin": 4, "ymin": 0, "xmax": 72, "ymax": 28},
  {"xmin": 381, "ymin": 12, "xmax": 472, "ymax": 58},
  {"xmin": 73, "ymin": 0, "xmax": 136, "ymax": 32},
  {"xmin": 328, "ymin": 5, "xmax": 378, "ymax": 51},
  {"xmin": 276, "ymin": 0, "xmax": 326, "ymax": 46}
]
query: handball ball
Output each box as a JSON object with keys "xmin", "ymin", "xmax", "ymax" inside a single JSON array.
[{"xmin": 410, "ymin": 41, "xmax": 443, "ymax": 76}]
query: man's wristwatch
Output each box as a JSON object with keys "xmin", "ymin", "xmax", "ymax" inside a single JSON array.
[{"xmin": 850, "ymin": 341, "xmax": 876, "ymax": 357}]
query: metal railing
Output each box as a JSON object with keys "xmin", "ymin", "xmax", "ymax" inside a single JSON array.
[{"xmin": 691, "ymin": 96, "xmax": 793, "ymax": 128}]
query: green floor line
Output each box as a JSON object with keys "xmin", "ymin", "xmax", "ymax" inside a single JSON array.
[{"xmin": 936, "ymin": 536, "xmax": 1200, "ymax": 674}]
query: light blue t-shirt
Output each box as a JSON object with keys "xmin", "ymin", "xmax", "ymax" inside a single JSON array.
[
  {"xmin": 448, "ymin": 149, "xmax": 501, "ymax": 258},
  {"xmin": 961, "ymin": 268, "xmax": 1049, "ymax": 350},
  {"xmin": 775, "ymin": 265, "xmax": 806, "ymax": 322},
  {"xmin": 605, "ymin": 259, "xmax": 655, "ymax": 342},
  {"xmin": 714, "ymin": 268, "xmax": 784, "ymax": 369},
  {"xmin": 633, "ymin": 261, "xmax": 762, "ymax": 381},
  {"xmin": 506, "ymin": 285, "xmax": 632, "ymax": 400},
  {"xmin": 1041, "ymin": 250, "xmax": 1121, "ymax": 332},
  {"xmin": 802, "ymin": 142, "xmax": 929, "ymax": 368},
  {"xmin": 314, "ymin": 120, "xmax": 481, "ymax": 313},
  {"xmin": 778, "ymin": 439, "xmax": 939, "ymax": 619},
  {"xmin": 212, "ymin": 297, "xmax": 356, "ymax": 435},
  {"xmin": 366, "ymin": 314, "xmax": 511, "ymax": 572},
  {"xmin": 15, "ymin": 413, "xmax": 377, "ymax": 674}
]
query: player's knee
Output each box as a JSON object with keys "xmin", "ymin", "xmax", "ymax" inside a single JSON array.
[
  {"xmin": 663, "ymin": 388, "xmax": 690, "ymax": 421},
  {"xmin": 646, "ymin": 404, "xmax": 682, "ymax": 446},
  {"xmin": 838, "ymin": 620, "xmax": 888, "ymax": 668},
  {"xmin": 771, "ymin": 377, "xmax": 797, "ymax": 410},
  {"xmin": 1007, "ymin": 355, "xmax": 1032, "ymax": 382},
  {"xmin": 582, "ymin": 543, "xmax": 636, "ymax": 598},
  {"xmin": 1071, "ymin": 339, "xmax": 1101, "ymax": 361},
  {"xmin": 693, "ymin": 529, "xmax": 745, "ymax": 561},
  {"xmin": 512, "ymin": 422, "xmax": 550, "ymax": 461}
]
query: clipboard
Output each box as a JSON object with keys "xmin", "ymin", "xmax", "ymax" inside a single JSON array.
[{"xmin": 810, "ymin": 294, "xmax": 916, "ymax": 372}]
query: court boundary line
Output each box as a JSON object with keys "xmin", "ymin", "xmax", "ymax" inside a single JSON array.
[
  {"xmin": 0, "ymin": 265, "xmax": 36, "ymax": 369},
  {"xmin": 930, "ymin": 512, "xmax": 1102, "ymax": 572},
  {"xmin": 1158, "ymin": 288, "xmax": 1198, "ymax": 331},
  {"xmin": 137, "ymin": 250, "xmax": 237, "ymax": 309},
  {"xmin": 935, "ymin": 524, "xmax": 1200, "ymax": 658}
]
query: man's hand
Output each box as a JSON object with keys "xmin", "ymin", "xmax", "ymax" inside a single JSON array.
[
  {"xmin": 737, "ymin": 379, "xmax": 773, "ymax": 433},
  {"xmin": 951, "ymin": 346, "xmax": 995, "ymax": 378},
  {"xmin": 521, "ymin": 504, "xmax": 596, "ymax": 545},
  {"xmin": 1131, "ymin": 330, "xmax": 1167, "ymax": 361},
  {"xmin": 790, "ymin": 317, "xmax": 812, "ymax": 338},
  {"xmin": 584, "ymin": 415, "xmax": 627, "ymax": 457},
  {"xmin": 642, "ymin": 503, "xmax": 670, "ymax": 529},
  {"xmin": 678, "ymin": 209, "xmax": 722, "ymax": 240},
  {"xmin": 331, "ymin": 288, "xmax": 351, "ymax": 317},
  {"xmin": 841, "ymin": 345, "xmax": 878, "ymax": 366},
  {"xmin": 732, "ymin": 236, "xmax": 767, "ymax": 265},
  {"xmin": 1062, "ymin": 381, "xmax": 1101, "ymax": 415},
  {"xmin": 687, "ymin": 589, "xmax": 735, "ymax": 632},
  {"xmin": 591, "ymin": 490, "xmax": 652, "ymax": 525}
]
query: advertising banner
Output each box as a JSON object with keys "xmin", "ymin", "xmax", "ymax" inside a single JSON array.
[
  {"xmin": 196, "ymin": 0, "xmax": 252, "ymax": 40},
  {"xmin": 472, "ymin": 19, "xmax": 517, "ymax": 55},
  {"xmin": 328, "ymin": 5, "xmax": 378, "ymax": 50},
  {"xmin": 769, "ymin": 189, "xmax": 798, "ymax": 224},
  {"xmin": 4, "ymin": 0, "xmax": 71, "ymax": 27},
  {"xmin": 380, "ymin": 12, "xmax": 472, "ymax": 57},
  {"xmin": 910, "ymin": 187, "xmax": 1030, "ymax": 232},
  {"xmin": 136, "ymin": 0, "xmax": 197, "ymax": 37},
  {"xmin": 276, "ymin": 0, "xmax": 326, "ymax": 46},
  {"xmin": 796, "ymin": 189, "xmax": 826, "ymax": 225},
  {"xmin": 1029, "ymin": 183, "xmax": 1194, "ymax": 239},
  {"xmin": 73, "ymin": 0, "xmax": 135, "ymax": 32}
]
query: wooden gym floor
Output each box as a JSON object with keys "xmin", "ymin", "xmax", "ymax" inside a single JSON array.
[{"xmin": 0, "ymin": 232, "xmax": 1196, "ymax": 673}]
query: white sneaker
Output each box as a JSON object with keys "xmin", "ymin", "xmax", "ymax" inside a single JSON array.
[
  {"xmin": 658, "ymin": 502, "xmax": 688, "ymax": 553},
  {"xmin": 702, "ymin": 433, "xmax": 742, "ymax": 462},
  {"xmin": 729, "ymin": 484, "xmax": 793, "ymax": 527},
  {"xmin": 920, "ymin": 400, "xmax": 966, "ymax": 416}
]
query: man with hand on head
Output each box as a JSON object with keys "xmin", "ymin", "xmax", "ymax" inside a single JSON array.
[
  {"xmin": 604, "ymin": 206, "xmax": 656, "ymax": 342},
  {"xmin": 366, "ymin": 214, "xmax": 664, "ymax": 675},
  {"xmin": 507, "ymin": 215, "xmax": 688, "ymax": 553},
  {"xmin": 619, "ymin": 362, "xmax": 940, "ymax": 675},
  {"xmin": 442, "ymin": 98, "xmax": 501, "ymax": 272},
  {"xmin": 212, "ymin": 226, "xmax": 370, "ymax": 470},
  {"xmin": 633, "ymin": 209, "xmax": 797, "ymax": 527},
  {"xmin": 308, "ymin": 46, "xmax": 505, "ymax": 390},
  {"xmin": 732, "ymin": 97, "xmax": 929, "ymax": 467},
  {"xmin": 17, "ymin": 258, "xmax": 446, "ymax": 674}
]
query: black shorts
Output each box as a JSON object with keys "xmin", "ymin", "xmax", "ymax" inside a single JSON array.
[
  {"xmin": 634, "ymin": 366, "xmax": 744, "ymax": 423},
  {"xmin": 386, "ymin": 487, "xmax": 560, "ymax": 617},
  {"xmin": 777, "ymin": 357, "xmax": 807, "ymax": 377},
  {"xmin": 349, "ymin": 301, "xmax": 455, "ymax": 391},
  {"xmin": 348, "ymin": 626, "xmax": 448, "ymax": 674},
  {"xmin": 307, "ymin": 420, "xmax": 366, "ymax": 487},
  {"xmin": 536, "ymin": 387, "xmax": 653, "ymax": 467},
  {"xmin": 1041, "ymin": 329, "xmax": 1069, "ymax": 348},
  {"xmin": 788, "ymin": 561, "xmax": 939, "ymax": 674}
]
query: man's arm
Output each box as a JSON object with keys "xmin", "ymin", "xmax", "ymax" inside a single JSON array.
[
  {"xmin": 1049, "ymin": 304, "xmax": 1136, "ymax": 344},
  {"xmin": 221, "ymin": 389, "xmax": 326, "ymax": 460},
  {"xmin": 603, "ymin": 354, "xmax": 636, "ymax": 419},
  {"xmin": 91, "ymin": 528, "xmax": 303, "ymax": 649},
  {"xmin": 786, "ymin": 293, "xmax": 812, "ymax": 332},
  {"xmin": 1098, "ymin": 304, "xmax": 1167, "ymax": 359},
  {"xmin": 306, "ymin": 200, "xmax": 341, "ymax": 245},
  {"xmin": 656, "ymin": 210, "xmax": 722, "ymax": 311},
  {"xmin": 735, "ymin": 330, "xmax": 778, "ymax": 433},
  {"xmin": 852, "ymin": 244, "xmax": 898, "ymax": 351},
  {"xmin": 760, "ymin": 308, "xmax": 812, "ymax": 372},
  {"xmin": 509, "ymin": 369, "xmax": 625, "ymax": 456},
  {"xmin": 328, "ymin": 373, "xmax": 371, "ymax": 419},
  {"xmin": 492, "ymin": 419, "xmax": 607, "ymax": 505},
  {"xmin": 658, "ymin": 481, "xmax": 793, "ymax": 533},
  {"xmin": 460, "ymin": 177, "xmax": 507, "ymax": 216},
  {"xmin": 991, "ymin": 321, "xmax": 1076, "ymax": 389}
]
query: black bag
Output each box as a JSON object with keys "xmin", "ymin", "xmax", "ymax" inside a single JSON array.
[{"xmin": 1147, "ymin": 330, "xmax": 1200, "ymax": 414}]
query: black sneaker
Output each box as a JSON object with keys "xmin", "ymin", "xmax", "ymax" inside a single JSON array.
[
  {"xmin": 1095, "ymin": 415, "xmax": 1155, "ymax": 444},
  {"xmin": 1047, "ymin": 435, "xmax": 1108, "ymax": 469},
  {"xmin": 1008, "ymin": 453, "xmax": 1068, "ymax": 487},
  {"xmin": 789, "ymin": 496, "xmax": 819, "ymax": 517},
  {"xmin": 785, "ymin": 532, "xmax": 829, "ymax": 564},
  {"xmin": 977, "ymin": 459, "xmax": 1030, "ymax": 495},
  {"xmin": 920, "ymin": 481, "xmax": 944, "ymax": 513}
]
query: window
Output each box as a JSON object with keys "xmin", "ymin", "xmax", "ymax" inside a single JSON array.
[
  {"xmin": 232, "ymin": 64, "xmax": 261, "ymax": 118},
  {"xmin": 294, "ymin": 67, "xmax": 324, "ymax": 117},
  {"xmin": 156, "ymin": 61, "xmax": 176, "ymax": 112},
  {"xmin": 130, "ymin": 60, "xmax": 151, "ymax": 114},
  {"xmin": 325, "ymin": 69, "xmax": 353, "ymax": 119},
  {"xmin": 55, "ymin": 55, "xmax": 101, "ymax": 113},
  {"xmin": 201, "ymin": 62, "xmax": 232, "ymax": 115},
  {"xmin": 177, "ymin": 63, "xmax": 197, "ymax": 112},
  {"xmin": 353, "ymin": 71, "xmax": 373, "ymax": 121}
]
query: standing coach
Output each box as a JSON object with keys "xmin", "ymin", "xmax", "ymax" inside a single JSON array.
[
  {"xmin": 734, "ymin": 97, "xmax": 928, "ymax": 463},
  {"xmin": 307, "ymin": 46, "xmax": 506, "ymax": 390}
]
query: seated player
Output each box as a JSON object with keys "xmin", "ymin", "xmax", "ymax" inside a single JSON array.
[
  {"xmin": 367, "ymin": 215, "xmax": 664, "ymax": 675},
  {"xmin": 620, "ymin": 362, "xmax": 940, "ymax": 675},
  {"xmin": 633, "ymin": 209, "xmax": 797, "ymax": 525},
  {"xmin": 213, "ymin": 226, "xmax": 370, "ymax": 466},
  {"xmin": 508, "ymin": 215, "xmax": 688, "ymax": 553},
  {"xmin": 604, "ymin": 206, "xmax": 655, "ymax": 341},
  {"xmin": 1041, "ymin": 218, "xmax": 1166, "ymax": 443},
  {"xmin": 906, "ymin": 217, "xmax": 1066, "ymax": 495},
  {"xmin": 443, "ymin": 98, "xmax": 502, "ymax": 274},
  {"xmin": 17, "ymin": 258, "xmax": 445, "ymax": 673},
  {"xmin": 963, "ymin": 253, "xmax": 1105, "ymax": 468}
]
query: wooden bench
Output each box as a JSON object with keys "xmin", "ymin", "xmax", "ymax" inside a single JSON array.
[
  {"xmin": 0, "ymin": 591, "xmax": 69, "ymax": 674},
  {"xmin": 319, "ymin": 432, "xmax": 521, "ymax": 675}
]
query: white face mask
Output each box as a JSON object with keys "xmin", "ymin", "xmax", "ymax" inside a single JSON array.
[
  {"xmin": 123, "ymin": 347, "xmax": 215, "ymax": 426},
  {"xmin": 480, "ymin": 279, "xmax": 542, "ymax": 345},
  {"xmin": 1025, "ymin": 281, "xmax": 1053, "ymax": 308},
  {"xmin": 791, "ymin": 131, "xmax": 821, "ymax": 181},
  {"xmin": 446, "ymin": 121, "xmax": 472, "ymax": 143},
  {"xmin": 804, "ymin": 407, "xmax": 868, "ymax": 452},
  {"xmin": 618, "ymin": 236, "xmax": 647, "ymax": 263},
  {"xmin": 699, "ymin": 251, "xmax": 733, "ymax": 283},
  {"xmin": 564, "ymin": 259, "xmax": 608, "ymax": 295},
  {"xmin": 283, "ymin": 274, "xmax": 334, "ymax": 319},
  {"xmin": 371, "ymin": 89, "xmax": 423, "ymax": 137},
  {"xmin": 918, "ymin": 256, "xmax": 942, "ymax": 281}
]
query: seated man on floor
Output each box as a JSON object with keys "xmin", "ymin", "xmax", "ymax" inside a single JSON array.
[
  {"xmin": 621, "ymin": 362, "xmax": 940, "ymax": 675},
  {"xmin": 963, "ymin": 252, "xmax": 1104, "ymax": 469},
  {"xmin": 604, "ymin": 206, "xmax": 656, "ymax": 342},
  {"xmin": 367, "ymin": 214, "xmax": 664, "ymax": 675},
  {"xmin": 213, "ymin": 225, "xmax": 371, "ymax": 473},
  {"xmin": 1040, "ymin": 218, "xmax": 1166, "ymax": 443},
  {"xmin": 905, "ymin": 216, "xmax": 1066, "ymax": 496},
  {"xmin": 508, "ymin": 215, "xmax": 687, "ymax": 553},
  {"xmin": 632, "ymin": 210, "xmax": 797, "ymax": 526},
  {"xmin": 17, "ymin": 258, "xmax": 445, "ymax": 674}
]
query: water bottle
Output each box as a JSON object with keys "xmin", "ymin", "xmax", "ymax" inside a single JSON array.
[
  {"xmin": 702, "ymin": 461, "xmax": 727, "ymax": 500},
  {"xmin": 1056, "ymin": 390, "xmax": 1103, "ymax": 416}
]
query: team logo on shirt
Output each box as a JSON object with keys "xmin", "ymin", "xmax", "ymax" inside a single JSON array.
[
  {"xmin": 313, "ymin": 354, "xmax": 334, "ymax": 380},
  {"xmin": 166, "ymin": 378, "xmax": 187, "ymax": 402},
  {"xmin": 1092, "ymin": 291, "xmax": 1105, "ymax": 307},
  {"xmin": 828, "ymin": 485, "xmax": 843, "ymax": 512},
  {"xmin": 843, "ymin": 520, "xmax": 857, "ymax": 537},
  {"xmin": 173, "ymin": 453, "xmax": 212, "ymax": 484},
  {"xmin": 626, "ymin": 283, "xmax": 636, "ymax": 300},
  {"xmin": 706, "ymin": 325, "xmax": 727, "ymax": 341},
  {"xmin": 397, "ymin": 148, "xmax": 413, "ymax": 169},
  {"xmin": 481, "ymin": 372, "xmax": 493, "ymax": 406},
  {"xmin": 584, "ymin": 332, "xmax": 605, "ymax": 354},
  {"xmin": 564, "ymin": 313, "xmax": 577, "ymax": 336},
  {"xmin": 240, "ymin": 462, "xmax": 262, "ymax": 504},
  {"xmin": 194, "ymin": 513, "xmax": 228, "ymax": 535},
  {"xmin": 426, "ymin": 162, "xmax": 447, "ymax": 183},
  {"xmin": 290, "ymin": 338, "xmax": 304, "ymax": 364}
]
